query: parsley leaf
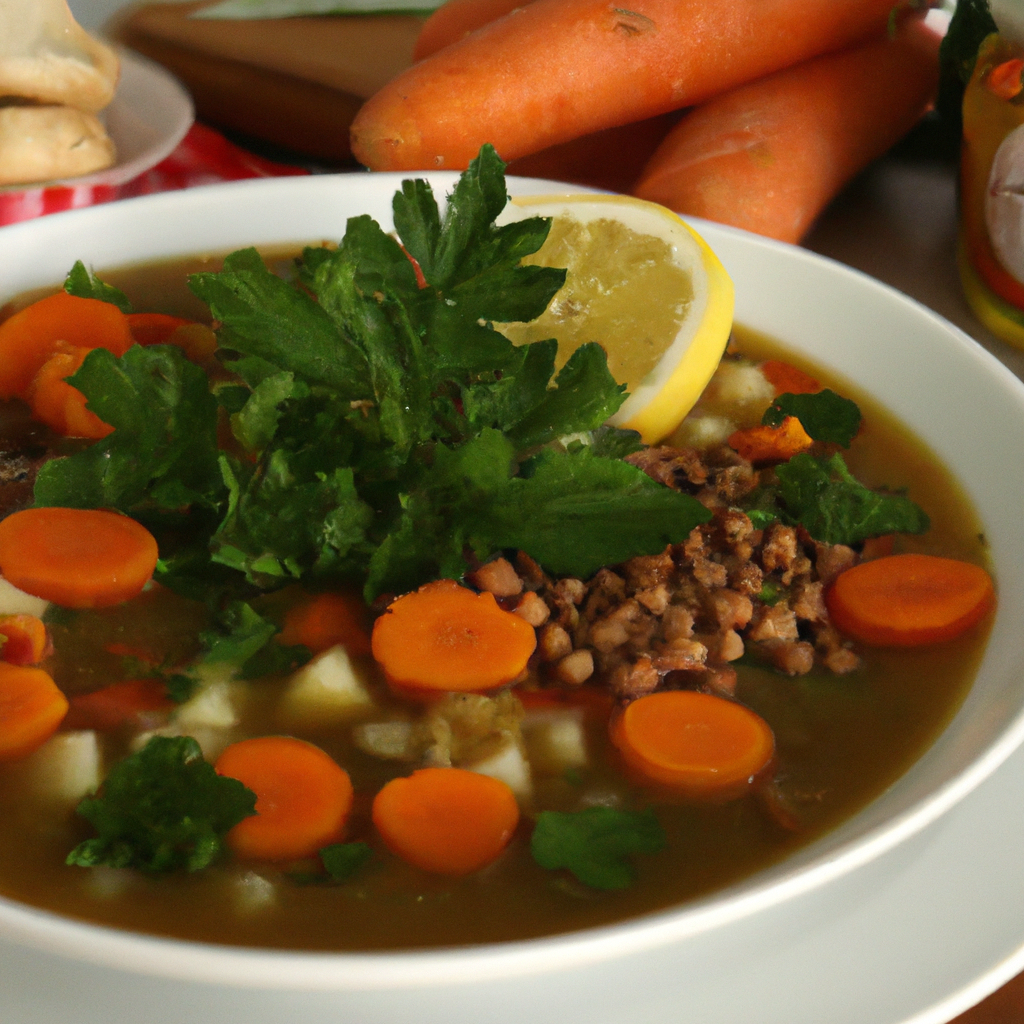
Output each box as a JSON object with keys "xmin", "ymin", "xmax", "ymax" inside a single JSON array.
[
  {"xmin": 762, "ymin": 389, "xmax": 861, "ymax": 447},
  {"xmin": 64, "ymin": 260, "xmax": 133, "ymax": 312},
  {"xmin": 531, "ymin": 806, "xmax": 666, "ymax": 889},
  {"xmin": 772, "ymin": 452, "xmax": 930, "ymax": 546},
  {"xmin": 67, "ymin": 736, "xmax": 256, "ymax": 873},
  {"xmin": 320, "ymin": 842, "xmax": 373, "ymax": 882}
]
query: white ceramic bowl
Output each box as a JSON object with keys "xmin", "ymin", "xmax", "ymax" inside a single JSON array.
[{"xmin": 1, "ymin": 174, "xmax": 1024, "ymax": 1020}]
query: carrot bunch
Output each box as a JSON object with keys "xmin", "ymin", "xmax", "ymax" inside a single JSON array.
[{"xmin": 351, "ymin": 0, "xmax": 943, "ymax": 243}]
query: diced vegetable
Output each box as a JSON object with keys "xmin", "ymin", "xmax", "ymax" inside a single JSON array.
[
  {"xmin": 278, "ymin": 645, "xmax": 376, "ymax": 725},
  {"xmin": 0, "ymin": 663, "xmax": 68, "ymax": 762}
]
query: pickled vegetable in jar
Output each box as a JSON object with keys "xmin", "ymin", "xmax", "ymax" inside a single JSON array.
[{"xmin": 960, "ymin": 29, "xmax": 1024, "ymax": 346}]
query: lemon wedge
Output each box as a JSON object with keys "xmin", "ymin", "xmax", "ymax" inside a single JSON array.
[{"xmin": 495, "ymin": 194, "xmax": 734, "ymax": 444}]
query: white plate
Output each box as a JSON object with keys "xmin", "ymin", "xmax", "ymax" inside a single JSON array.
[
  {"xmin": 0, "ymin": 47, "xmax": 194, "ymax": 194},
  {"xmin": 0, "ymin": 176, "xmax": 1023, "ymax": 1022}
]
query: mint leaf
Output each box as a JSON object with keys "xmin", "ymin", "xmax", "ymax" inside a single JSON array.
[
  {"xmin": 64, "ymin": 260, "xmax": 132, "ymax": 312},
  {"xmin": 762, "ymin": 389, "xmax": 861, "ymax": 447},
  {"xmin": 773, "ymin": 452, "xmax": 930, "ymax": 545},
  {"xmin": 531, "ymin": 806, "xmax": 666, "ymax": 889},
  {"xmin": 67, "ymin": 736, "xmax": 256, "ymax": 873}
]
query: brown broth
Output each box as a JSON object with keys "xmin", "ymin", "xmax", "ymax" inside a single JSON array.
[{"xmin": 0, "ymin": 261, "xmax": 993, "ymax": 951}]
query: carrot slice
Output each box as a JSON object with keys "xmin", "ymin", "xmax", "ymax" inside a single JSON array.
[
  {"xmin": 27, "ymin": 343, "xmax": 113, "ymax": 439},
  {"xmin": 372, "ymin": 766, "xmax": 519, "ymax": 875},
  {"xmin": 215, "ymin": 736, "xmax": 354, "ymax": 862},
  {"xmin": 371, "ymin": 579, "xmax": 537, "ymax": 693},
  {"xmin": 64, "ymin": 679, "xmax": 174, "ymax": 732},
  {"xmin": 728, "ymin": 416, "xmax": 813, "ymax": 463},
  {"xmin": 759, "ymin": 359, "xmax": 821, "ymax": 396},
  {"xmin": 0, "ymin": 614, "xmax": 48, "ymax": 666},
  {"xmin": 0, "ymin": 663, "xmax": 68, "ymax": 761},
  {"xmin": 278, "ymin": 591, "xmax": 372, "ymax": 657},
  {"xmin": 0, "ymin": 507, "xmax": 159, "ymax": 609},
  {"xmin": 825, "ymin": 553, "xmax": 996, "ymax": 647},
  {"xmin": 126, "ymin": 313, "xmax": 217, "ymax": 364},
  {"xmin": 611, "ymin": 690, "xmax": 775, "ymax": 799},
  {"xmin": 0, "ymin": 291, "xmax": 133, "ymax": 400}
]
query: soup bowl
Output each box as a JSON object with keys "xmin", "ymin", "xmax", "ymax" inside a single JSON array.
[{"xmin": 0, "ymin": 173, "xmax": 1023, "ymax": 1022}]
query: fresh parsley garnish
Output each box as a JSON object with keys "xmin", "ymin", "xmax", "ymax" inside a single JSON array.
[
  {"xmin": 531, "ymin": 806, "xmax": 666, "ymax": 890},
  {"xmin": 64, "ymin": 260, "xmax": 133, "ymax": 312},
  {"xmin": 35, "ymin": 144, "xmax": 711, "ymax": 609},
  {"xmin": 320, "ymin": 842, "xmax": 374, "ymax": 882},
  {"xmin": 67, "ymin": 736, "xmax": 256, "ymax": 873}
]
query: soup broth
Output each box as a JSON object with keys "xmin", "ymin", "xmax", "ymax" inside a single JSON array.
[{"xmin": 0, "ymin": 254, "xmax": 992, "ymax": 952}]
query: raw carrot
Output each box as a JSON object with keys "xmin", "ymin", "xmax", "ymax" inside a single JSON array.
[
  {"xmin": 0, "ymin": 291, "xmax": 133, "ymax": 400},
  {"xmin": 759, "ymin": 359, "xmax": 821, "ymax": 396},
  {"xmin": 371, "ymin": 766, "xmax": 519, "ymax": 875},
  {"xmin": 506, "ymin": 113, "xmax": 680, "ymax": 195},
  {"xmin": 0, "ymin": 663, "xmax": 68, "ymax": 762},
  {"xmin": 728, "ymin": 416, "xmax": 813, "ymax": 463},
  {"xmin": 0, "ymin": 614, "xmax": 48, "ymax": 666},
  {"xmin": 351, "ymin": 0, "xmax": 900, "ymax": 171},
  {"xmin": 278, "ymin": 590, "xmax": 372, "ymax": 657},
  {"xmin": 215, "ymin": 736, "xmax": 354, "ymax": 861},
  {"xmin": 0, "ymin": 507, "xmax": 159, "ymax": 609},
  {"xmin": 63, "ymin": 678, "xmax": 174, "ymax": 732},
  {"xmin": 633, "ymin": 18, "xmax": 941, "ymax": 244},
  {"xmin": 825, "ymin": 553, "xmax": 996, "ymax": 647},
  {"xmin": 413, "ymin": 0, "xmax": 533, "ymax": 60},
  {"xmin": 611, "ymin": 689, "xmax": 774, "ymax": 799},
  {"xmin": 27, "ymin": 343, "xmax": 113, "ymax": 439},
  {"xmin": 371, "ymin": 579, "xmax": 537, "ymax": 693}
]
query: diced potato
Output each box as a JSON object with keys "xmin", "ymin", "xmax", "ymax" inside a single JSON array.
[
  {"xmin": 0, "ymin": 576, "xmax": 48, "ymax": 617},
  {"xmin": 673, "ymin": 414, "xmax": 736, "ymax": 450},
  {"xmin": 466, "ymin": 735, "xmax": 532, "ymax": 801},
  {"xmin": 176, "ymin": 679, "xmax": 243, "ymax": 731},
  {"xmin": 19, "ymin": 730, "xmax": 101, "ymax": 803},
  {"xmin": 278, "ymin": 645, "xmax": 376, "ymax": 726},
  {"xmin": 522, "ymin": 710, "xmax": 588, "ymax": 776},
  {"xmin": 352, "ymin": 719, "xmax": 416, "ymax": 760},
  {"xmin": 713, "ymin": 361, "xmax": 775, "ymax": 411},
  {"xmin": 234, "ymin": 871, "xmax": 277, "ymax": 913}
]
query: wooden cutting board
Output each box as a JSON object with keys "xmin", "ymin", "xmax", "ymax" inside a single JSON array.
[{"xmin": 115, "ymin": 1, "xmax": 423, "ymax": 163}]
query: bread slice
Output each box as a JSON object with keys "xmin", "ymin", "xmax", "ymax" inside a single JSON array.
[
  {"xmin": 0, "ymin": 0, "xmax": 119, "ymax": 113},
  {"xmin": 0, "ymin": 105, "xmax": 116, "ymax": 186}
]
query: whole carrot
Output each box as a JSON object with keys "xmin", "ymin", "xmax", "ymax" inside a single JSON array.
[
  {"xmin": 413, "ymin": 0, "xmax": 533, "ymax": 61},
  {"xmin": 633, "ymin": 18, "xmax": 941, "ymax": 243},
  {"xmin": 351, "ymin": 0, "xmax": 902, "ymax": 171}
]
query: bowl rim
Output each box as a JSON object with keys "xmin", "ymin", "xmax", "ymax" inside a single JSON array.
[{"xmin": 0, "ymin": 173, "xmax": 1023, "ymax": 989}]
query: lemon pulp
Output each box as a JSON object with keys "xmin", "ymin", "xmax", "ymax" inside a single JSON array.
[{"xmin": 495, "ymin": 194, "xmax": 734, "ymax": 444}]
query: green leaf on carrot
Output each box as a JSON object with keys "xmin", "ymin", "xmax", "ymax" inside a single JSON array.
[
  {"xmin": 67, "ymin": 736, "xmax": 256, "ymax": 874},
  {"xmin": 531, "ymin": 806, "xmax": 666, "ymax": 890}
]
